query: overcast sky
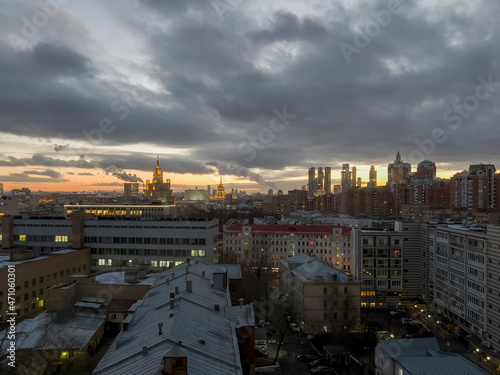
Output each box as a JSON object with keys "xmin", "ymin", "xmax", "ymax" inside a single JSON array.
[{"xmin": 0, "ymin": 0, "xmax": 499, "ymax": 193}]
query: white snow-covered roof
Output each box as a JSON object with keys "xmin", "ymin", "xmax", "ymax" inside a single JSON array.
[{"xmin": 94, "ymin": 271, "xmax": 159, "ymax": 285}]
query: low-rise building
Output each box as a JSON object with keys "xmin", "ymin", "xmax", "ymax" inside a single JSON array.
[
  {"xmin": 279, "ymin": 254, "xmax": 360, "ymax": 334},
  {"xmin": 0, "ymin": 247, "xmax": 90, "ymax": 324},
  {"xmin": 375, "ymin": 337, "xmax": 488, "ymax": 375},
  {"xmin": 93, "ymin": 260, "xmax": 249, "ymax": 375}
]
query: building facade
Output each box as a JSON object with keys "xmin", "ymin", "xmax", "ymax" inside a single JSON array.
[
  {"xmin": 144, "ymin": 157, "xmax": 175, "ymax": 204},
  {"xmin": 279, "ymin": 254, "xmax": 360, "ymax": 334},
  {"xmin": 0, "ymin": 215, "xmax": 219, "ymax": 272},
  {"xmin": 223, "ymin": 224, "xmax": 354, "ymax": 274}
]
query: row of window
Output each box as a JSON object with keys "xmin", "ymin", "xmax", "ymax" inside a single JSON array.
[{"xmin": 84, "ymin": 237, "xmax": 206, "ymax": 245}]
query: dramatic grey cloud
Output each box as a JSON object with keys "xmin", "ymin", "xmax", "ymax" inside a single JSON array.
[{"xmin": 0, "ymin": 0, "xmax": 499, "ymax": 191}]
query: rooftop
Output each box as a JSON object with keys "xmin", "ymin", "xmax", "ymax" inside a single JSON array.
[
  {"xmin": 280, "ymin": 254, "xmax": 350, "ymax": 283},
  {"xmin": 93, "ymin": 261, "xmax": 245, "ymax": 375}
]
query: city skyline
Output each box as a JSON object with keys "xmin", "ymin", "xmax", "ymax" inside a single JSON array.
[{"xmin": 1, "ymin": 1, "xmax": 499, "ymax": 193}]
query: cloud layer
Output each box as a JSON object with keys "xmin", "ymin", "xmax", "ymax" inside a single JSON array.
[{"xmin": 0, "ymin": 0, "xmax": 499, "ymax": 191}]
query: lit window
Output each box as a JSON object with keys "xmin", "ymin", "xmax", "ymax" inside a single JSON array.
[
  {"xmin": 19, "ymin": 235, "xmax": 26, "ymax": 242},
  {"xmin": 55, "ymin": 236, "xmax": 68, "ymax": 242}
]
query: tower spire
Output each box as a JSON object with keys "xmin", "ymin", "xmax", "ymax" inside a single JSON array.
[{"xmin": 157, "ymin": 155, "xmax": 159, "ymax": 166}]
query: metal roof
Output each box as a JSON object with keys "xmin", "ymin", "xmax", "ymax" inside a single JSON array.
[{"xmin": 93, "ymin": 263, "xmax": 245, "ymax": 375}]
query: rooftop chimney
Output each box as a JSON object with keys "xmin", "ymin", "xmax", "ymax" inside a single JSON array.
[
  {"xmin": 170, "ymin": 297, "xmax": 175, "ymax": 310},
  {"xmin": 186, "ymin": 257, "xmax": 191, "ymax": 266},
  {"xmin": 175, "ymin": 286, "xmax": 179, "ymax": 295},
  {"xmin": 186, "ymin": 280, "xmax": 192, "ymax": 293}
]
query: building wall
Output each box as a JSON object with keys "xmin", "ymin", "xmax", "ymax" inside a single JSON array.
[
  {"xmin": 224, "ymin": 225, "xmax": 353, "ymax": 274},
  {"xmin": 279, "ymin": 260, "xmax": 360, "ymax": 334},
  {"xmin": 0, "ymin": 248, "xmax": 90, "ymax": 323},
  {"xmin": 430, "ymin": 226, "xmax": 487, "ymax": 337},
  {"xmin": 0, "ymin": 216, "xmax": 219, "ymax": 272},
  {"xmin": 485, "ymin": 225, "xmax": 500, "ymax": 351}
]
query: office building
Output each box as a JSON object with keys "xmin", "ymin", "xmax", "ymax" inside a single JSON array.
[
  {"xmin": 368, "ymin": 165, "xmax": 377, "ymax": 188},
  {"xmin": 324, "ymin": 167, "xmax": 332, "ymax": 194},
  {"xmin": 0, "ymin": 214, "xmax": 219, "ymax": 272},
  {"xmin": 341, "ymin": 164, "xmax": 351, "ymax": 193},
  {"xmin": 352, "ymin": 167, "xmax": 357, "ymax": 188},
  {"xmin": 308, "ymin": 167, "xmax": 315, "ymax": 199},
  {"xmin": 65, "ymin": 204, "xmax": 176, "ymax": 219}
]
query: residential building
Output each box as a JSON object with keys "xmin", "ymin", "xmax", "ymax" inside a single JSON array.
[
  {"xmin": 223, "ymin": 224, "xmax": 354, "ymax": 274},
  {"xmin": 450, "ymin": 164, "xmax": 499, "ymax": 211},
  {"xmin": 123, "ymin": 183, "xmax": 139, "ymax": 199},
  {"xmin": 375, "ymin": 337, "xmax": 488, "ymax": 375},
  {"xmin": 279, "ymin": 254, "xmax": 360, "ymax": 334},
  {"xmin": 92, "ymin": 261, "xmax": 248, "ymax": 375},
  {"xmin": 429, "ymin": 224, "xmax": 488, "ymax": 342},
  {"xmin": 0, "ymin": 247, "xmax": 90, "ymax": 323}
]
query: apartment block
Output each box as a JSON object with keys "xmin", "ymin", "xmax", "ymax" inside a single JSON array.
[
  {"xmin": 224, "ymin": 224, "xmax": 354, "ymax": 274},
  {"xmin": 0, "ymin": 248, "xmax": 90, "ymax": 323},
  {"xmin": 279, "ymin": 254, "xmax": 360, "ymax": 334}
]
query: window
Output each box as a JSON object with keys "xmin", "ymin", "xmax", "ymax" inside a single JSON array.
[
  {"xmin": 324, "ymin": 287, "xmax": 327, "ymax": 294},
  {"xmin": 39, "ymin": 276, "xmax": 44, "ymax": 283}
]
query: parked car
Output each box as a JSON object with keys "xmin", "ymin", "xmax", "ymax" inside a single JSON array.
[
  {"xmin": 310, "ymin": 365, "xmax": 332, "ymax": 374},
  {"xmin": 308, "ymin": 359, "xmax": 326, "ymax": 368},
  {"xmin": 290, "ymin": 323, "xmax": 300, "ymax": 333},
  {"xmin": 255, "ymin": 348, "xmax": 270, "ymax": 358},
  {"xmin": 297, "ymin": 353, "xmax": 318, "ymax": 362}
]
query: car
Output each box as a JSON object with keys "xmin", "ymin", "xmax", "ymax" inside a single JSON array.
[
  {"xmin": 255, "ymin": 348, "xmax": 270, "ymax": 358},
  {"xmin": 290, "ymin": 323, "xmax": 300, "ymax": 333},
  {"xmin": 308, "ymin": 359, "xmax": 325, "ymax": 368},
  {"xmin": 389, "ymin": 310, "xmax": 400, "ymax": 316},
  {"xmin": 310, "ymin": 365, "xmax": 331, "ymax": 374},
  {"xmin": 297, "ymin": 353, "xmax": 318, "ymax": 362}
]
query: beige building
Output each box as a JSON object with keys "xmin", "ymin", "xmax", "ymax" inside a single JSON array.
[
  {"xmin": 224, "ymin": 224, "xmax": 354, "ymax": 274},
  {"xmin": 279, "ymin": 254, "xmax": 360, "ymax": 334},
  {"xmin": 0, "ymin": 247, "xmax": 90, "ymax": 324}
]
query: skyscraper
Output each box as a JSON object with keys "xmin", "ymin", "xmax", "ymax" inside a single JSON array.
[
  {"xmin": 144, "ymin": 156, "xmax": 175, "ymax": 203},
  {"xmin": 324, "ymin": 167, "xmax": 332, "ymax": 194},
  {"xmin": 367, "ymin": 165, "xmax": 377, "ymax": 188},
  {"xmin": 341, "ymin": 164, "xmax": 351, "ymax": 193},
  {"xmin": 317, "ymin": 167, "xmax": 324, "ymax": 191},
  {"xmin": 351, "ymin": 167, "xmax": 357, "ymax": 188},
  {"xmin": 308, "ymin": 167, "xmax": 315, "ymax": 199},
  {"xmin": 387, "ymin": 151, "xmax": 411, "ymax": 190}
]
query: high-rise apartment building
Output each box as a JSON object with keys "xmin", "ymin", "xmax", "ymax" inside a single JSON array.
[
  {"xmin": 450, "ymin": 164, "xmax": 498, "ymax": 211},
  {"xmin": 352, "ymin": 167, "xmax": 357, "ymax": 188},
  {"xmin": 123, "ymin": 183, "xmax": 139, "ymax": 198}
]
